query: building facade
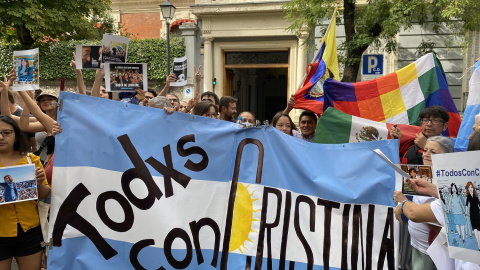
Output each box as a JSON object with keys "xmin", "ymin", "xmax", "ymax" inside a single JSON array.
[{"xmin": 111, "ymin": 0, "xmax": 479, "ymax": 122}]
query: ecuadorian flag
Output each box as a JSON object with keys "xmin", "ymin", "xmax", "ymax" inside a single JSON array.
[
  {"xmin": 292, "ymin": 9, "xmax": 339, "ymax": 115},
  {"xmin": 323, "ymin": 53, "xmax": 461, "ymax": 137}
]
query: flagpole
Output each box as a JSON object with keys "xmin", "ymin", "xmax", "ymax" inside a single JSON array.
[{"xmin": 294, "ymin": 7, "xmax": 338, "ymax": 92}]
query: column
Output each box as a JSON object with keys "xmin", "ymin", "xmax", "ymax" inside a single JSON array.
[
  {"xmin": 202, "ymin": 37, "xmax": 214, "ymax": 92},
  {"xmin": 296, "ymin": 33, "xmax": 309, "ymax": 91},
  {"xmin": 179, "ymin": 22, "xmax": 199, "ymax": 96}
]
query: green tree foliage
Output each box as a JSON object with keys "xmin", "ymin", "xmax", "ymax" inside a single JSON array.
[
  {"xmin": 0, "ymin": 38, "xmax": 185, "ymax": 83},
  {"xmin": 0, "ymin": 0, "xmax": 114, "ymax": 48},
  {"xmin": 284, "ymin": 0, "xmax": 480, "ymax": 82}
]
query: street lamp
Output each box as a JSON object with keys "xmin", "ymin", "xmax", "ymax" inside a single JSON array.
[{"xmin": 160, "ymin": 0, "xmax": 176, "ymax": 77}]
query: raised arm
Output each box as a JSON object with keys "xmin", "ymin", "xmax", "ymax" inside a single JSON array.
[
  {"xmin": 283, "ymin": 95, "xmax": 295, "ymax": 115},
  {"xmin": 91, "ymin": 67, "xmax": 105, "ymax": 97},
  {"xmin": 0, "ymin": 69, "xmax": 38, "ymax": 128},
  {"xmin": 158, "ymin": 73, "xmax": 176, "ymax": 97},
  {"xmin": 186, "ymin": 66, "xmax": 202, "ymax": 112},
  {"xmin": 18, "ymin": 91, "xmax": 55, "ymax": 134},
  {"xmin": 0, "ymin": 69, "xmax": 14, "ymax": 117},
  {"xmin": 71, "ymin": 52, "xmax": 87, "ymax": 95}
]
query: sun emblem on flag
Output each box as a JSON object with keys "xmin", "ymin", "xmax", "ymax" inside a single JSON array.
[
  {"xmin": 308, "ymin": 80, "xmax": 324, "ymax": 98},
  {"xmin": 229, "ymin": 183, "xmax": 261, "ymax": 253}
]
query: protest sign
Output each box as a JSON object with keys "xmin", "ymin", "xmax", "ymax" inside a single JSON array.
[
  {"xmin": 48, "ymin": 92, "xmax": 400, "ymax": 269},
  {"xmin": 105, "ymin": 63, "xmax": 147, "ymax": 92},
  {"xmin": 13, "ymin": 48, "xmax": 39, "ymax": 91},
  {"xmin": 102, "ymin": 34, "xmax": 129, "ymax": 63},
  {"xmin": 433, "ymin": 151, "xmax": 480, "ymax": 265},
  {"xmin": 76, "ymin": 45, "xmax": 102, "ymax": 69},
  {"xmin": 171, "ymin": 56, "xmax": 187, "ymax": 87},
  {"xmin": 0, "ymin": 164, "xmax": 37, "ymax": 204},
  {"xmin": 398, "ymin": 165, "xmax": 434, "ymax": 196}
]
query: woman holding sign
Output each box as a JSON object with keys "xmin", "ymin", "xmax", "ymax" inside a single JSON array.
[
  {"xmin": 394, "ymin": 136, "xmax": 480, "ymax": 269},
  {"xmin": 0, "ymin": 115, "xmax": 50, "ymax": 270}
]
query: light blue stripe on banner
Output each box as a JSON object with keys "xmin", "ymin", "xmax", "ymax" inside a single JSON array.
[
  {"xmin": 232, "ymin": 127, "xmax": 398, "ymax": 207},
  {"xmin": 55, "ymin": 92, "xmax": 398, "ymax": 207},
  {"xmin": 55, "ymin": 92, "xmax": 238, "ymax": 183},
  {"xmin": 48, "ymin": 236, "xmax": 344, "ymax": 270}
]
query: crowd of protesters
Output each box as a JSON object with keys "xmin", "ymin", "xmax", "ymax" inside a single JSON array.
[{"xmin": 0, "ymin": 50, "xmax": 479, "ymax": 270}]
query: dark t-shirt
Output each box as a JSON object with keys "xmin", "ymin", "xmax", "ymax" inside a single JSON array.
[{"xmin": 402, "ymin": 144, "xmax": 423, "ymax": 165}]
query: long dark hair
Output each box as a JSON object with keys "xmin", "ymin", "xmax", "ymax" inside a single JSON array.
[
  {"xmin": 450, "ymin": 183, "xmax": 459, "ymax": 195},
  {"xmin": 193, "ymin": 101, "xmax": 218, "ymax": 116},
  {"xmin": 271, "ymin": 111, "xmax": 297, "ymax": 135},
  {"xmin": 0, "ymin": 115, "xmax": 29, "ymax": 155}
]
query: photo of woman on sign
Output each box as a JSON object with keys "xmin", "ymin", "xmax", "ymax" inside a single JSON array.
[
  {"xmin": 18, "ymin": 58, "xmax": 33, "ymax": 82},
  {"xmin": 1, "ymin": 175, "xmax": 18, "ymax": 202}
]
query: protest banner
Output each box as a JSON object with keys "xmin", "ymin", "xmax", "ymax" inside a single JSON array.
[
  {"xmin": 432, "ymin": 151, "xmax": 480, "ymax": 265},
  {"xmin": 13, "ymin": 48, "xmax": 39, "ymax": 91},
  {"xmin": 48, "ymin": 92, "xmax": 400, "ymax": 269},
  {"xmin": 0, "ymin": 164, "xmax": 37, "ymax": 204},
  {"xmin": 105, "ymin": 63, "xmax": 147, "ymax": 92},
  {"xmin": 102, "ymin": 34, "xmax": 129, "ymax": 63},
  {"xmin": 76, "ymin": 45, "xmax": 102, "ymax": 69},
  {"xmin": 171, "ymin": 56, "xmax": 188, "ymax": 87}
]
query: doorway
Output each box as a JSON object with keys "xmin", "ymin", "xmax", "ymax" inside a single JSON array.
[
  {"xmin": 223, "ymin": 51, "xmax": 290, "ymax": 123},
  {"xmin": 225, "ymin": 68, "xmax": 288, "ymax": 123}
]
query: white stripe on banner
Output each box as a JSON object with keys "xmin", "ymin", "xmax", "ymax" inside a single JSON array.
[
  {"xmin": 49, "ymin": 166, "xmax": 231, "ymax": 249},
  {"xmin": 49, "ymin": 166, "xmax": 397, "ymax": 269}
]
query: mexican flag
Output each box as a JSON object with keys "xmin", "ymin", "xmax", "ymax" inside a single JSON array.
[{"xmin": 314, "ymin": 107, "xmax": 422, "ymax": 155}]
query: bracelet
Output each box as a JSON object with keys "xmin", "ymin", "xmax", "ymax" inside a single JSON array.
[{"xmin": 400, "ymin": 199, "xmax": 409, "ymax": 213}]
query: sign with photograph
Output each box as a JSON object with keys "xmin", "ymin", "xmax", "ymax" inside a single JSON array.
[
  {"xmin": 48, "ymin": 91, "xmax": 400, "ymax": 270},
  {"xmin": 400, "ymin": 165, "xmax": 434, "ymax": 196},
  {"xmin": 0, "ymin": 164, "xmax": 37, "ymax": 205},
  {"xmin": 433, "ymin": 151, "xmax": 480, "ymax": 265},
  {"xmin": 171, "ymin": 56, "xmax": 187, "ymax": 87},
  {"xmin": 102, "ymin": 34, "xmax": 129, "ymax": 63},
  {"xmin": 13, "ymin": 48, "xmax": 39, "ymax": 91},
  {"xmin": 76, "ymin": 45, "xmax": 102, "ymax": 69},
  {"xmin": 104, "ymin": 63, "xmax": 147, "ymax": 92}
]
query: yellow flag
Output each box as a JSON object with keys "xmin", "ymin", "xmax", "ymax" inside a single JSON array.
[{"xmin": 321, "ymin": 9, "xmax": 340, "ymax": 81}]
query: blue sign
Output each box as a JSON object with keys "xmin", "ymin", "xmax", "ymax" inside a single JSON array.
[{"xmin": 362, "ymin": 54, "xmax": 384, "ymax": 75}]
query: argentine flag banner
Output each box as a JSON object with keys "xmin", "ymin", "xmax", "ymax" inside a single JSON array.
[{"xmin": 47, "ymin": 92, "xmax": 399, "ymax": 270}]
